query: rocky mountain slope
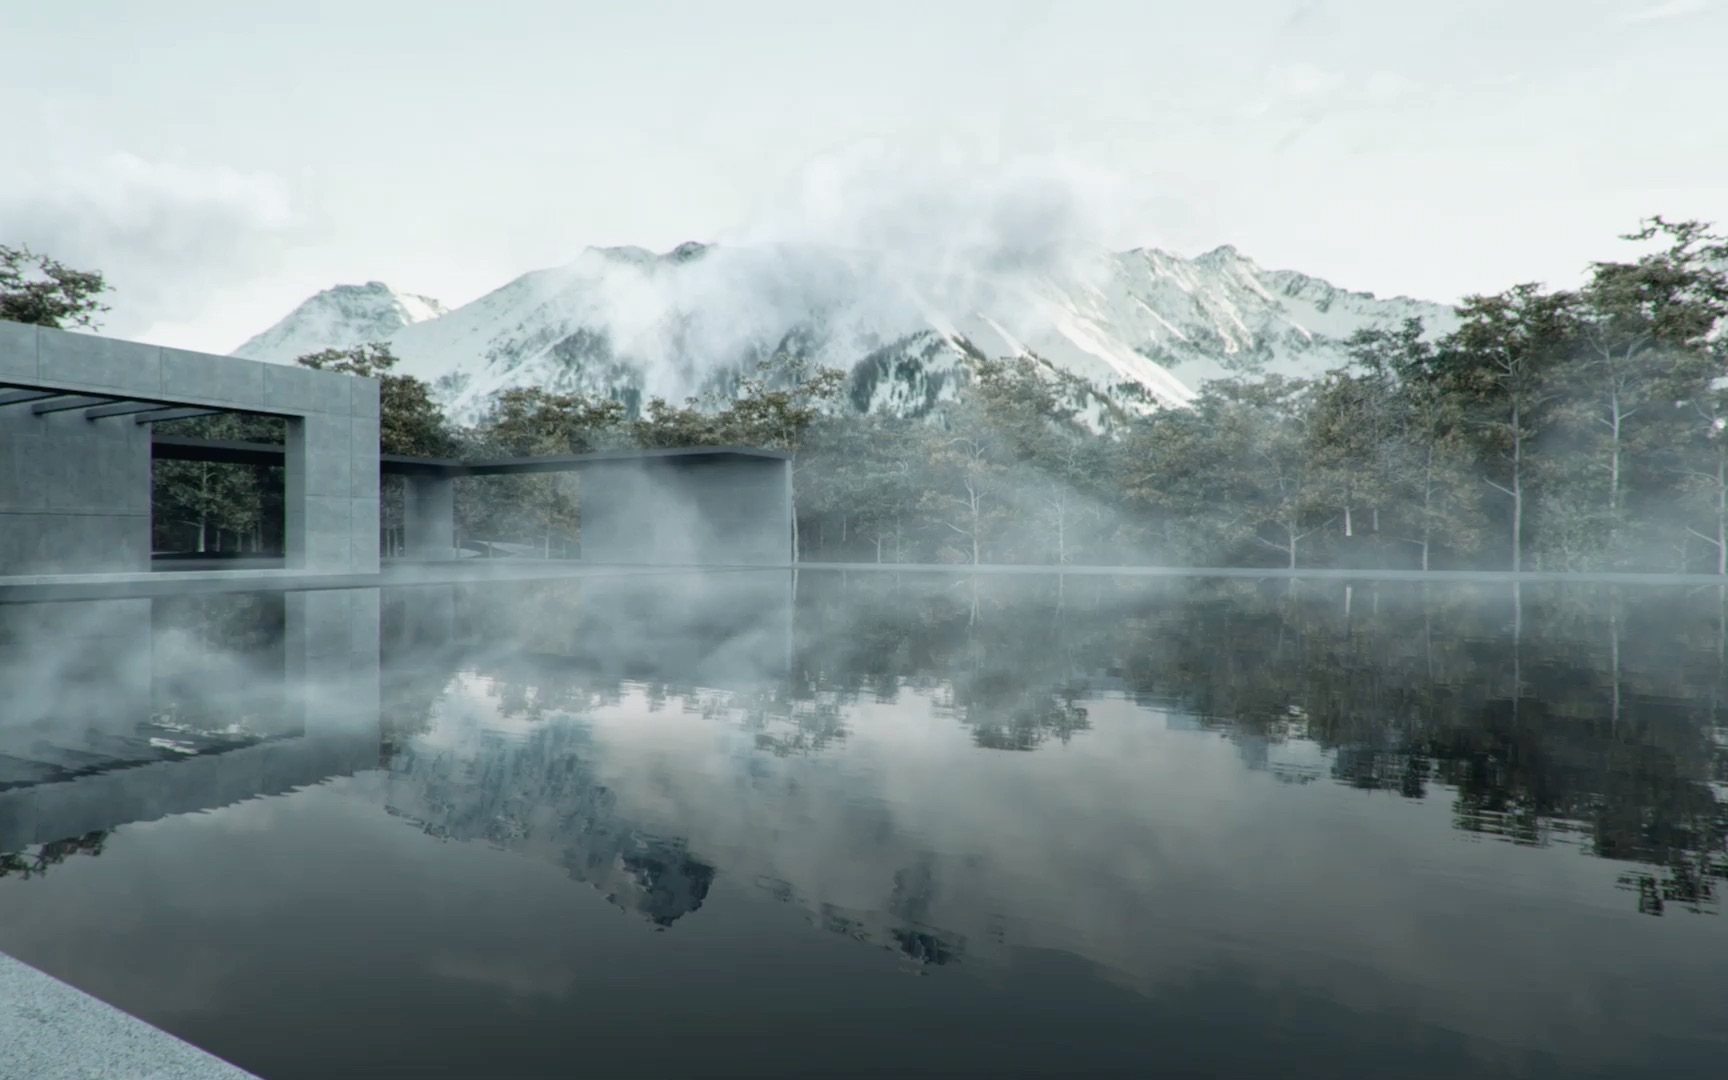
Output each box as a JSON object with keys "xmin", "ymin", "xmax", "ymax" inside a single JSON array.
[{"xmin": 233, "ymin": 242, "xmax": 1455, "ymax": 425}]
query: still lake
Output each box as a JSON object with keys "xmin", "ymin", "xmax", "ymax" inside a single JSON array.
[{"xmin": 0, "ymin": 571, "xmax": 1723, "ymax": 1079}]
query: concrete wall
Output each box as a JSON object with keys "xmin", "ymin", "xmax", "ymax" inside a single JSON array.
[
  {"xmin": 0, "ymin": 320, "xmax": 379, "ymax": 576},
  {"xmin": 579, "ymin": 457, "xmax": 792, "ymax": 565},
  {"xmin": 401, "ymin": 475, "xmax": 456, "ymax": 560},
  {"xmin": 0, "ymin": 404, "xmax": 152, "ymax": 574}
]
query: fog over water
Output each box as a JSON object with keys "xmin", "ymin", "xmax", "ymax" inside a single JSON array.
[{"xmin": 0, "ymin": 572, "xmax": 1723, "ymax": 1079}]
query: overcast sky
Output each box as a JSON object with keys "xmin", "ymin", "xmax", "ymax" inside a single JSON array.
[{"xmin": 2, "ymin": 0, "xmax": 1723, "ymax": 353}]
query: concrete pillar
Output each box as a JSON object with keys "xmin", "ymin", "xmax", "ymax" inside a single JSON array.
[
  {"xmin": 273, "ymin": 364, "xmax": 379, "ymax": 574},
  {"xmin": 402, "ymin": 475, "xmax": 456, "ymax": 560}
]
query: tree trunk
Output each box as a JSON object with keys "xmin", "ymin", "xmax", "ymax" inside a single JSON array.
[
  {"xmin": 1608, "ymin": 387, "xmax": 1622, "ymax": 517},
  {"xmin": 969, "ymin": 485, "xmax": 982, "ymax": 565},
  {"xmin": 1718, "ymin": 447, "xmax": 1727, "ymax": 577},
  {"xmin": 1609, "ymin": 598, "xmax": 1621, "ymax": 735},
  {"xmin": 1510, "ymin": 402, "xmax": 1524, "ymax": 574},
  {"xmin": 197, "ymin": 466, "xmax": 210, "ymax": 553}
]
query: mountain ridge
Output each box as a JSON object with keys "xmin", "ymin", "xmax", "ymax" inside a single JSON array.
[{"xmin": 232, "ymin": 242, "xmax": 1458, "ymax": 425}]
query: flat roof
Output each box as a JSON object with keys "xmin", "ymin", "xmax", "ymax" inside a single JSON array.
[{"xmin": 150, "ymin": 436, "xmax": 790, "ymax": 475}]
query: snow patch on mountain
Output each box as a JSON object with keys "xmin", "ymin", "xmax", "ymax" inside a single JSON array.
[
  {"xmin": 232, "ymin": 243, "xmax": 1456, "ymax": 426},
  {"xmin": 232, "ymin": 280, "xmax": 447, "ymax": 361}
]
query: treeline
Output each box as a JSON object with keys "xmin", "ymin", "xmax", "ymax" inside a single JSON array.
[
  {"xmin": 9, "ymin": 218, "xmax": 1727, "ymax": 571},
  {"xmin": 401, "ymin": 214, "xmax": 1728, "ymax": 573}
]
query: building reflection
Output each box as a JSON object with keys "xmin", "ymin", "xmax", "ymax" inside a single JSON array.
[{"xmin": 0, "ymin": 591, "xmax": 382, "ymax": 859}]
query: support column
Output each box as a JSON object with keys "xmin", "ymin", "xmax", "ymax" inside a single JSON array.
[
  {"xmin": 403, "ymin": 475, "xmax": 456, "ymax": 560},
  {"xmin": 276, "ymin": 365, "xmax": 379, "ymax": 574},
  {"xmin": 283, "ymin": 413, "xmax": 356, "ymax": 572}
]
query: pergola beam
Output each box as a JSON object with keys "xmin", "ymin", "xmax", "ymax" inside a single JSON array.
[
  {"xmin": 86, "ymin": 401, "xmax": 193, "ymax": 420},
  {"xmin": 0, "ymin": 390, "xmax": 65, "ymax": 408},
  {"xmin": 32, "ymin": 395, "xmax": 119, "ymax": 415}
]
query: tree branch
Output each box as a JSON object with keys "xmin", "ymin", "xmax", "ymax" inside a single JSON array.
[{"xmin": 1685, "ymin": 527, "xmax": 1723, "ymax": 549}]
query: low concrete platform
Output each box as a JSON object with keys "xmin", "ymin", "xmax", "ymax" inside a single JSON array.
[
  {"xmin": 0, "ymin": 951, "xmax": 261, "ymax": 1080},
  {"xmin": 0, "ymin": 561, "xmax": 800, "ymax": 604}
]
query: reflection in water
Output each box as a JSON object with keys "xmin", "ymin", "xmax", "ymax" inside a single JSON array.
[
  {"xmin": 0, "ymin": 573, "xmax": 1724, "ymax": 1079},
  {"xmin": 383, "ymin": 702, "xmax": 717, "ymax": 927}
]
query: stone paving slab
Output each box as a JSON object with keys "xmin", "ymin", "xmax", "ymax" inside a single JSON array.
[{"xmin": 0, "ymin": 952, "xmax": 261, "ymax": 1080}]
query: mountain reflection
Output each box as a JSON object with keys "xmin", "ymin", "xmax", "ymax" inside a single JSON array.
[{"xmin": 382, "ymin": 698, "xmax": 717, "ymax": 927}]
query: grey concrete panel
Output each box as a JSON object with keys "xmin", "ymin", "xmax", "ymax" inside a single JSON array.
[
  {"xmin": 350, "ymin": 418, "xmax": 381, "ymax": 498},
  {"xmin": 351, "ymin": 498, "xmax": 381, "ymax": 572},
  {"xmin": 0, "ymin": 319, "xmax": 39, "ymax": 382},
  {"xmin": 161, "ymin": 345, "xmax": 267, "ymax": 405},
  {"xmin": 402, "ymin": 475, "xmax": 455, "ymax": 559},
  {"xmin": 0, "ymin": 513, "xmax": 149, "ymax": 575},
  {"xmin": 42, "ymin": 435, "xmax": 147, "ymax": 515},
  {"xmin": 0, "ymin": 429, "xmax": 47, "ymax": 512},
  {"xmin": 37, "ymin": 328, "xmax": 162, "ymax": 397},
  {"xmin": 351, "ymin": 375, "xmax": 381, "ymax": 418},
  {"xmin": 298, "ymin": 413, "xmax": 352, "ymax": 498},
  {"xmin": 299, "ymin": 495, "xmax": 353, "ymax": 571},
  {"xmin": 262, "ymin": 362, "xmax": 323, "ymax": 414},
  {"xmin": 312, "ymin": 369, "xmax": 352, "ymax": 416}
]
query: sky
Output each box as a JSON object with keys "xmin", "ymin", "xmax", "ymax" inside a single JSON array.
[{"xmin": 1, "ymin": 0, "xmax": 1724, "ymax": 354}]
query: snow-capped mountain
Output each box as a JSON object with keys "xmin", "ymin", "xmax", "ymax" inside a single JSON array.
[
  {"xmin": 233, "ymin": 243, "xmax": 1455, "ymax": 425},
  {"xmin": 233, "ymin": 280, "xmax": 447, "ymax": 361}
]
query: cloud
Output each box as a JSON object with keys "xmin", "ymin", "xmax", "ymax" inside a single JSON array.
[
  {"xmin": 0, "ymin": 152, "xmax": 305, "ymax": 336},
  {"xmin": 1615, "ymin": 0, "xmax": 1709, "ymax": 23},
  {"xmin": 722, "ymin": 139, "xmax": 1135, "ymax": 280}
]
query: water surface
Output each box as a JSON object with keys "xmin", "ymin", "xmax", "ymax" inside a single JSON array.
[{"xmin": 0, "ymin": 573, "xmax": 1723, "ymax": 1079}]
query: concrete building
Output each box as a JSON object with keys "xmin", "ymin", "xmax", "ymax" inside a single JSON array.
[
  {"xmin": 0, "ymin": 320, "xmax": 380, "ymax": 577},
  {"xmin": 2, "ymin": 320, "xmax": 796, "ymax": 581}
]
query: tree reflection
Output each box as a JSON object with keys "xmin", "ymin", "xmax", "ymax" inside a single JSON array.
[
  {"xmin": 787, "ymin": 574, "xmax": 1728, "ymax": 918},
  {"xmin": 0, "ymin": 831, "xmax": 108, "ymax": 881}
]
